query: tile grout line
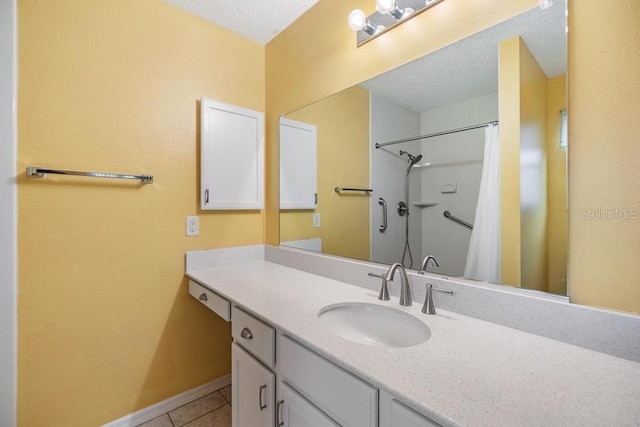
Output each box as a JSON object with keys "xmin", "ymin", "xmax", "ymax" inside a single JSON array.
[
  {"xmin": 170, "ymin": 390, "xmax": 228, "ymax": 427},
  {"xmin": 137, "ymin": 386, "xmax": 231, "ymax": 427},
  {"xmin": 183, "ymin": 404, "xmax": 231, "ymax": 427}
]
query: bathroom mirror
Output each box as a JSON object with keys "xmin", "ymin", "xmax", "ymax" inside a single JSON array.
[{"xmin": 279, "ymin": 3, "xmax": 568, "ymax": 295}]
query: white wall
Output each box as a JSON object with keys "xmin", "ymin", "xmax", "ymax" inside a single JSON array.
[
  {"xmin": 0, "ymin": 0, "xmax": 17, "ymax": 425},
  {"xmin": 370, "ymin": 94, "xmax": 422, "ymax": 268},
  {"xmin": 419, "ymin": 94, "xmax": 498, "ymax": 277}
]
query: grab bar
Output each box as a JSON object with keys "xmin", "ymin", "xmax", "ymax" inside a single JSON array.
[
  {"xmin": 26, "ymin": 167, "xmax": 153, "ymax": 183},
  {"xmin": 378, "ymin": 198, "xmax": 387, "ymax": 232},
  {"xmin": 443, "ymin": 210, "xmax": 473, "ymax": 229},
  {"xmin": 334, "ymin": 186, "xmax": 373, "ymax": 193}
]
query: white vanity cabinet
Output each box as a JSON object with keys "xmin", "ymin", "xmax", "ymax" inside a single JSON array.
[
  {"xmin": 278, "ymin": 334, "xmax": 378, "ymax": 427},
  {"xmin": 188, "ymin": 279, "xmax": 441, "ymax": 427},
  {"xmin": 232, "ymin": 343, "xmax": 275, "ymax": 427},
  {"xmin": 277, "ymin": 381, "xmax": 339, "ymax": 427},
  {"xmin": 231, "ymin": 306, "xmax": 277, "ymax": 427}
]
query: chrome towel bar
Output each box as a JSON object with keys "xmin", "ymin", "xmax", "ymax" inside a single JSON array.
[
  {"xmin": 334, "ymin": 186, "xmax": 373, "ymax": 193},
  {"xmin": 443, "ymin": 210, "xmax": 473, "ymax": 229},
  {"xmin": 26, "ymin": 167, "xmax": 153, "ymax": 184}
]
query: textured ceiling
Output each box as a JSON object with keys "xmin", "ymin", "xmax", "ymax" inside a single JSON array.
[
  {"xmin": 164, "ymin": 0, "xmax": 321, "ymax": 45},
  {"xmin": 360, "ymin": 3, "xmax": 567, "ymax": 113}
]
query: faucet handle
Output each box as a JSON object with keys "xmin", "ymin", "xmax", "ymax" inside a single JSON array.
[
  {"xmin": 368, "ymin": 272, "xmax": 390, "ymax": 301},
  {"xmin": 422, "ymin": 283, "xmax": 453, "ymax": 315}
]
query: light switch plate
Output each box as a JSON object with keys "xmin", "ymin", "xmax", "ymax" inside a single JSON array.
[{"xmin": 313, "ymin": 213, "xmax": 321, "ymax": 228}]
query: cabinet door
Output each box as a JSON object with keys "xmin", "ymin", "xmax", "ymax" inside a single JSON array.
[
  {"xmin": 200, "ymin": 98, "xmax": 264, "ymax": 210},
  {"xmin": 279, "ymin": 117, "xmax": 317, "ymax": 209},
  {"xmin": 232, "ymin": 343, "xmax": 275, "ymax": 427},
  {"xmin": 380, "ymin": 390, "xmax": 441, "ymax": 427},
  {"xmin": 277, "ymin": 381, "xmax": 338, "ymax": 427}
]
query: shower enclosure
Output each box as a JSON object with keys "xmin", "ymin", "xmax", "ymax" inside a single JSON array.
[{"xmin": 370, "ymin": 93, "xmax": 498, "ymax": 276}]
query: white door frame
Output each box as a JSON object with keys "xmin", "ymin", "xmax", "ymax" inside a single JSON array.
[{"xmin": 0, "ymin": 0, "xmax": 18, "ymax": 425}]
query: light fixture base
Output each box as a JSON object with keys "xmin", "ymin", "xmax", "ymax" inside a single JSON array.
[{"xmin": 354, "ymin": 0, "xmax": 444, "ymax": 46}]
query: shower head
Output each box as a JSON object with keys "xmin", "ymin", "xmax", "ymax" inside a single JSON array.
[{"xmin": 399, "ymin": 150, "xmax": 423, "ymax": 173}]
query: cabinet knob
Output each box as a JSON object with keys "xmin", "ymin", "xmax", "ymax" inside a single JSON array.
[
  {"xmin": 198, "ymin": 293, "xmax": 208, "ymax": 302},
  {"xmin": 240, "ymin": 327, "xmax": 253, "ymax": 340},
  {"xmin": 276, "ymin": 399, "xmax": 285, "ymax": 426}
]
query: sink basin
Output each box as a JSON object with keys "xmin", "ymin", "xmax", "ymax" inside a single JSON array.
[{"xmin": 317, "ymin": 302, "xmax": 430, "ymax": 348}]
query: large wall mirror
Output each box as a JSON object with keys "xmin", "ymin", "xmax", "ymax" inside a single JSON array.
[{"xmin": 279, "ymin": 3, "xmax": 568, "ymax": 296}]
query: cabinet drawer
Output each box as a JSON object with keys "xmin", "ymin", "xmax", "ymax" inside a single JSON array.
[
  {"xmin": 279, "ymin": 334, "xmax": 378, "ymax": 427},
  {"xmin": 189, "ymin": 280, "xmax": 230, "ymax": 321},
  {"xmin": 380, "ymin": 390, "xmax": 441, "ymax": 427},
  {"xmin": 232, "ymin": 306, "xmax": 275, "ymax": 368}
]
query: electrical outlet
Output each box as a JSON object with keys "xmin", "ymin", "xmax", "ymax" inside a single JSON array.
[
  {"xmin": 313, "ymin": 213, "xmax": 321, "ymax": 228},
  {"xmin": 186, "ymin": 216, "xmax": 199, "ymax": 236}
]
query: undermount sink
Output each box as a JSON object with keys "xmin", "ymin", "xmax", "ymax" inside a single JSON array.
[{"xmin": 317, "ymin": 302, "xmax": 431, "ymax": 348}]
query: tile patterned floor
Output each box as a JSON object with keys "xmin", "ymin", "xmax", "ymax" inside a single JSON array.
[{"xmin": 137, "ymin": 385, "xmax": 232, "ymax": 427}]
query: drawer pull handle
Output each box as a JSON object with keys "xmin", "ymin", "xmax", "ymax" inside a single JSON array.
[
  {"xmin": 259, "ymin": 384, "xmax": 267, "ymax": 411},
  {"xmin": 240, "ymin": 327, "xmax": 253, "ymax": 340},
  {"xmin": 276, "ymin": 399, "xmax": 284, "ymax": 426},
  {"xmin": 198, "ymin": 293, "xmax": 208, "ymax": 302}
]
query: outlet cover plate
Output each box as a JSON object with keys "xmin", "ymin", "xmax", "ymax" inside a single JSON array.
[{"xmin": 186, "ymin": 216, "xmax": 199, "ymax": 236}]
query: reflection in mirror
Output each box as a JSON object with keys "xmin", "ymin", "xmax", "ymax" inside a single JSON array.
[{"xmin": 280, "ymin": 3, "xmax": 568, "ymax": 295}]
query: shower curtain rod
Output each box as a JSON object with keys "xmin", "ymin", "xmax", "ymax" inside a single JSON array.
[{"xmin": 375, "ymin": 120, "xmax": 498, "ymax": 149}]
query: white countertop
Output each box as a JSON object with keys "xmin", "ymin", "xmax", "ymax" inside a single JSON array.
[{"xmin": 187, "ymin": 261, "xmax": 640, "ymax": 427}]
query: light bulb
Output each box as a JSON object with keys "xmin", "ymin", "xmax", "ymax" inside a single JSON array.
[
  {"xmin": 539, "ymin": 0, "xmax": 553, "ymax": 10},
  {"xmin": 376, "ymin": 0, "xmax": 397, "ymax": 14},
  {"xmin": 425, "ymin": 0, "xmax": 436, "ymax": 4},
  {"xmin": 348, "ymin": 9, "xmax": 367, "ymax": 31}
]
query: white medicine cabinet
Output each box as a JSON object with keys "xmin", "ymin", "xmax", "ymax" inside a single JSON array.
[
  {"xmin": 279, "ymin": 117, "xmax": 317, "ymax": 209},
  {"xmin": 200, "ymin": 98, "xmax": 264, "ymax": 210}
]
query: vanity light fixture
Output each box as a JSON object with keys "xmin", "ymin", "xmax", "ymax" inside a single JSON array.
[
  {"xmin": 349, "ymin": 0, "xmax": 444, "ymax": 46},
  {"xmin": 376, "ymin": 0, "xmax": 414, "ymax": 20}
]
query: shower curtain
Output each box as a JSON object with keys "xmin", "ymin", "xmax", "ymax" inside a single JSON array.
[{"xmin": 464, "ymin": 124, "xmax": 500, "ymax": 283}]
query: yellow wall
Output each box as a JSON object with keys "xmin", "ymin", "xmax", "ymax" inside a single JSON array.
[
  {"xmin": 568, "ymin": 1, "xmax": 640, "ymax": 313},
  {"xmin": 518, "ymin": 38, "xmax": 549, "ymax": 292},
  {"xmin": 265, "ymin": 0, "xmax": 541, "ymax": 246},
  {"xmin": 17, "ymin": 0, "xmax": 264, "ymax": 425},
  {"xmin": 498, "ymin": 36, "xmax": 523, "ymax": 287},
  {"xmin": 281, "ymin": 86, "xmax": 370, "ymax": 260},
  {"xmin": 499, "ymin": 36, "xmax": 550, "ymax": 291},
  {"xmin": 546, "ymin": 75, "xmax": 568, "ymax": 295}
]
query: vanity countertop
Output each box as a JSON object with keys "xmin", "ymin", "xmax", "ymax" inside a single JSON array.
[{"xmin": 187, "ymin": 261, "xmax": 640, "ymax": 427}]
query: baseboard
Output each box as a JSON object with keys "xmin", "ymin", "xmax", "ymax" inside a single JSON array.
[{"xmin": 103, "ymin": 374, "xmax": 231, "ymax": 427}]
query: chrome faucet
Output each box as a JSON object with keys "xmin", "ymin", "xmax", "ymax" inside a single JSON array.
[
  {"xmin": 419, "ymin": 255, "xmax": 439, "ymax": 274},
  {"xmin": 422, "ymin": 283, "xmax": 454, "ymax": 315},
  {"xmin": 384, "ymin": 263, "xmax": 412, "ymax": 306}
]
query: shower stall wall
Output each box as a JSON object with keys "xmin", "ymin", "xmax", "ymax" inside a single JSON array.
[{"xmin": 370, "ymin": 94, "xmax": 422, "ymax": 266}]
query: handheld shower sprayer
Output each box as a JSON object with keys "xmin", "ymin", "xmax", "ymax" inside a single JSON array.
[
  {"xmin": 399, "ymin": 150, "xmax": 423, "ymax": 174},
  {"xmin": 396, "ymin": 149, "xmax": 424, "ymax": 268}
]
